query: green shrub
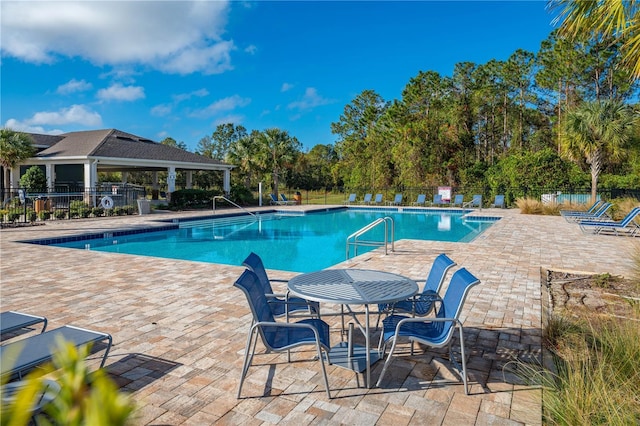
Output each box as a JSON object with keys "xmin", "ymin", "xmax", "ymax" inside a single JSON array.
[
  {"xmin": 54, "ymin": 209, "xmax": 67, "ymax": 220},
  {"xmin": 19, "ymin": 166, "xmax": 47, "ymax": 193},
  {"xmin": 169, "ymin": 188, "xmax": 217, "ymax": 209},
  {"xmin": 7, "ymin": 212, "xmax": 20, "ymax": 223},
  {"xmin": 38, "ymin": 210, "xmax": 51, "ymax": 221},
  {"xmin": 113, "ymin": 206, "xmax": 125, "ymax": 216},
  {"xmin": 91, "ymin": 207, "xmax": 104, "ymax": 217},
  {"xmin": 1, "ymin": 341, "xmax": 135, "ymax": 426},
  {"xmin": 124, "ymin": 205, "xmax": 135, "ymax": 215},
  {"xmin": 26, "ymin": 209, "xmax": 37, "ymax": 223},
  {"xmin": 69, "ymin": 200, "xmax": 90, "ymax": 218}
]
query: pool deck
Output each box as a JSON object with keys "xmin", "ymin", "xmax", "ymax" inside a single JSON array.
[{"xmin": 1, "ymin": 206, "xmax": 637, "ymax": 425}]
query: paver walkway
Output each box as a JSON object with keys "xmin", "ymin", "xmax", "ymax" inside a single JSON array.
[{"xmin": 1, "ymin": 206, "xmax": 637, "ymax": 425}]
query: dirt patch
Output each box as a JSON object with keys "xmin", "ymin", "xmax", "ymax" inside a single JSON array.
[{"xmin": 545, "ymin": 270, "xmax": 639, "ymax": 319}]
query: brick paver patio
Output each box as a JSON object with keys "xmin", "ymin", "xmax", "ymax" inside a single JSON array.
[{"xmin": 1, "ymin": 206, "xmax": 637, "ymax": 425}]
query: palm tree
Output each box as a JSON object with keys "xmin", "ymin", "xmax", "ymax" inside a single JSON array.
[
  {"xmin": 0, "ymin": 128, "xmax": 35, "ymax": 203},
  {"xmin": 549, "ymin": 0, "xmax": 640, "ymax": 80},
  {"xmin": 256, "ymin": 128, "xmax": 302, "ymax": 198},
  {"xmin": 560, "ymin": 100, "xmax": 636, "ymax": 201}
]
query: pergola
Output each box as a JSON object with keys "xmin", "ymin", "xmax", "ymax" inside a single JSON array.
[{"xmin": 9, "ymin": 129, "xmax": 234, "ymax": 195}]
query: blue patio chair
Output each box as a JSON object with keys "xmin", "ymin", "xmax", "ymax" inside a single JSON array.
[
  {"xmin": 280, "ymin": 193, "xmax": 295, "ymax": 205},
  {"xmin": 413, "ymin": 194, "xmax": 426, "ymax": 206},
  {"xmin": 578, "ymin": 207, "xmax": 640, "ymax": 236},
  {"xmin": 361, "ymin": 193, "xmax": 373, "ymax": 205},
  {"xmin": 346, "ymin": 193, "xmax": 357, "ymax": 204},
  {"xmin": 490, "ymin": 194, "xmax": 505, "ymax": 208},
  {"xmin": 562, "ymin": 202, "xmax": 612, "ymax": 222},
  {"xmin": 1, "ymin": 311, "xmax": 47, "ymax": 341},
  {"xmin": 376, "ymin": 267, "xmax": 481, "ymax": 394},
  {"xmin": 0, "ymin": 325, "xmax": 112, "ymax": 380},
  {"xmin": 269, "ymin": 193, "xmax": 284, "ymax": 205},
  {"xmin": 242, "ymin": 252, "xmax": 320, "ymax": 319},
  {"xmin": 463, "ymin": 194, "xmax": 482, "ymax": 208},
  {"xmin": 452, "ymin": 194, "xmax": 464, "ymax": 207},
  {"xmin": 560, "ymin": 199, "xmax": 603, "ymax": 216},
  {"xmin": 373, "ymin": 194, "xmax": 383, "ymax": 205},
  {"xmin": 431, "ymin": 194, "xmax": 443, "ymax": 206},
  {"xmin": 234, "ymin": 269, "xmax": 333, "ymax": 399},
  {"xmin": 388, "ymin": 194, "xmax": 403, "ymax": 206},
  {"xmin": 376, "ymin": 253, "xmax": 456, "ymax": 328}
]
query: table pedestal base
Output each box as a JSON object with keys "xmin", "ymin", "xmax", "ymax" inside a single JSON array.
[{"xmin": 329, "ymin": 342, "xmax": 381, "ymax": 373}]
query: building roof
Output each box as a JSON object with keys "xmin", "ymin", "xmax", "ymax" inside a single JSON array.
[{"xmin": 29, "ymin": 129, "xmax": 233, "ymax": 171}]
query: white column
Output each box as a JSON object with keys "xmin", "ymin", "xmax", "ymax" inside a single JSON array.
[
  {"xmin": 83, "ymin": 161, "xmax": 97, "ymax": 190},
  {"xmin": 223, "ymin": 169, "xmax": 231, "ymax": 194},
  {"xmin": 121, "ymin": 171, "xmax": 128, "ymax": 184},
  {"xmin": 186, "ymin": 170, "xmax": 193, "ymax": 189},
  {"xmin": 167, "ymin": 166, "xmax": 176, "ymax": 193},
  {"xmin": 45, "ymin": 164, "xmax": 54, "ymax": 191},
  {"xmin": 9, "ymin": 167, "xmax": 19, "ymax": 189}
]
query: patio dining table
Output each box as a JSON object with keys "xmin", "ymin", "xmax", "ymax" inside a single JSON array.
[{"xmin": 288, "ymin": 268, "xmax": 418, "ymax": 388}]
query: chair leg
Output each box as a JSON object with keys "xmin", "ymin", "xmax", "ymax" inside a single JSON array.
[
  {"xmin": 315, "ymin": 343, "xmax": 331, "ymax": 399},
  {"xmin": 375, "ymin": 337, "xmax": 400, "ymax": 387},
  {"xmin": 237, "ymin": 328, "xmax": 259, "ymax": 398},
  {"xmin": 457, "ymin": 326, "xmax": 469, "ymax": 395}
]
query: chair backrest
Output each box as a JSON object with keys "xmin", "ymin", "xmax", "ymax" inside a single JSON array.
[
  {"xmin": 375, "ymin": 194, "xmax": 383, "ymax": 203},
  {"xmin": 620, "ymin": 207, "xmax": 640, "ymax": 226},
  {"xmin": 269, "ymin": 193, "xmax": 278, "ymax": 202},
  {"xmin": 494, "ymin": 195, "xmax": 504, "ymax": 206},
  {"xmin": 363, "ymin": 193, "xmax": 372, "ymax": 202},
  {"xmin": 281, "ymin": 194, "xmax": 288, "ymax": 201},
  {"xmin": 454, "ymin": 194, "xmax": 464, "ymax": 205},
  {"xmin": 423, "ymin": 254, "xmax": 457, "ymax": 295},
  {"xmin": 416, "ymin": 194, "xmax": 426, "ymax": 204},
  {"xmin": 234, "ymin": 269, "xmax": 277, "ymax": 333},
  {"xmin": 394, "ymin": 194, "xmax": 402, "ymax": 204},
  {"xmin": 586, "ymin": 200, "xmax": 603, "ymax": 213},
  {"xmin": 348, "ymin": 193, "xmax": 356, "ymax": 202},
  {"xmin": 472, "ymin": 194, "xmax": 482, "ymax": 206},
  {"xmin": 593, "ymin": 202, "xmax": 612, "ymax": 217},
  {"xmin": 433, "ymin": 194, "xmax": 442, "ymax": 204},
  {"xmin": 242, "ymin": 252, "xmax": 274, "ymax": 294}
]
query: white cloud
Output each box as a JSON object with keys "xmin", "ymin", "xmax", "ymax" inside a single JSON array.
[
  {"xmin": 281, "ymin": 83, "xmax": 294, "ymax": 92},
  {"xmin": 288, "ymin": 87, "xmax": 333, "ymax": 110},
  {"xmin": 173, "ymin": 89, "xmax": 210, "ymax": 103},
  {"xmin": 245, "ymin": 44, "xmax": 257, "ymax": 55},
  {"xmin": 213, "ymin": 114, "xmax": 244, "ymax": 126},
  {"xmin": 151, "ymin": 104, "xmax": 172, "ymax": 117},
  {"xmin": 191, "ymin": 95, "xmax": 251, "ymax": 118},
  {"xmin": 97, "ymin": 83, "xmax": 145, "ymax": 102},
  {"xmin": 1, "ymin": 1, "xmax": 234, "ymax": 75},
  {"xmin": 57, "ymin": 79, "xmax": 92, "ymax": 95},
  {"xmin": 5, "ymin": 105, "xmax": 102, "ymax": 133}
]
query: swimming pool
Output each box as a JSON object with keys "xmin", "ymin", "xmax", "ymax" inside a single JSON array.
[{"xmin": 39, "ymin": 208, "xmax": 497, "ymax": 273}]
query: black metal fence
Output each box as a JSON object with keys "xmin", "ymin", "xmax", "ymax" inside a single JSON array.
[{"xmin": 0, "ymin": 184, "xmax": 146, "ymax": 226}]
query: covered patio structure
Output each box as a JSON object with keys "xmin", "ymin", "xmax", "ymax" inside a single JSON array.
[{"xmin": 4, "ymin": 129, "xmax": 234, "ymax": 201}]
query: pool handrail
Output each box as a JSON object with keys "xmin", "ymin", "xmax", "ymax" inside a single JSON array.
[
  {"xmin": 346, "ymin": 216, "xmax": 395, "ymax": 259},
  {"xmin": 213, "ymin": 195, "xmax": 257, "ymax": 218}
]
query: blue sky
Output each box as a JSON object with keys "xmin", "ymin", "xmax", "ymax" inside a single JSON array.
[{"xmin": 1, "ymin": 1, "xmax": 558, "ymax": 152}]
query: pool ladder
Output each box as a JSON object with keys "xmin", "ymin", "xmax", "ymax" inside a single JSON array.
[{"xmin": 345, "ymin": 216, "xmax": 394, "ymax": 260}]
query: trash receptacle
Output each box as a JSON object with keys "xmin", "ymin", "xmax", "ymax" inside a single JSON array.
[
  {"xmin": 34, "ymin": 199, "xmax": 46, "ymax": 213},
  {"xmin": 137, "ymin": 199, "xmax": 151, "ymax": 215},
  {"xmin": 294, "ymin": 191, "xmax": 302, "ymax": 205}
]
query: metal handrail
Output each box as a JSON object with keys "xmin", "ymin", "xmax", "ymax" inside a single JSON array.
[
  {"xmin": 346, "ymin": 216, "xmax": 394, "ymax": 260},
  {"xmin": 213, "ymin": 196, "xmax": 257, "ymax": 218}
]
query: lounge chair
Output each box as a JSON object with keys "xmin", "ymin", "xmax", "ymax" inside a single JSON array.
[
  {"xmin": 1, "ymin": 311, "xmax": 47, "ymax": 341},
  {"xmin": 413, "ymin": 194, "xmax": 427, "ymax": 206},
  {"xmin": 361, "ymin": 193, "xmax": 373, "ymax": 205},
  {"xmin": 345, "ymin": 193, "xmax": 357, "ymax": 204},
  {"xmin": 376, "ymin": 267, "xmax": 481, "ymax": 394},
  {"xmin": 463, "ymin": 194, "xmax": 482, "ymax": 208},
  {"xmin": 490, "ymin": 194, "xmax": 505, "ymax": 208},
  {"xmin": 431, "ymin": 194, "xmax": 443, "ymax": 206},
  {"xmin": 452, "ymin": 194, "xmax": 464, "ymax": 207},
  {"xmin": 578, "ymin": 207, "xmax": 640, "ymax": 236},
  {"xmin": 563, "ymin": 202, "xmax": 612, "ymax": 222},
  {"xmin": 242, "ymin": 252, "xmax": 319, "ymax": 319},
  {"xmin": 0, "ymin": 325, "xmax": 112, "ymax": 380},
  {"xmin": 560, "ymin": 200, "xmax": 603, "ymax": 216},
  {"xmin": 234, "ymin": 269, "xmax": 333, "ymax": 399},
  {"xmin": 387, "ymin": 194, "xmax": 402, "ymax": 206},
  {"xmin": 269, "ymin": 193, "xmax": 284, "ymax": 205},
  {"xmin": 373, "ymin": 194, "xmax": 383, "ymax": 205},
  {"xmin": 280, "ymin": 194, "xmax": 295, "ymax": 205},
  {"xmin": 376, "ymin": 253, "xmax": 456, "ymax": 327}
]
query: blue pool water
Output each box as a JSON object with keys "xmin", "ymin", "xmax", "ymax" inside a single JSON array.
[{"xmin": 47, "ymin": 208, "xmax": 496, "ymax": 273}]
